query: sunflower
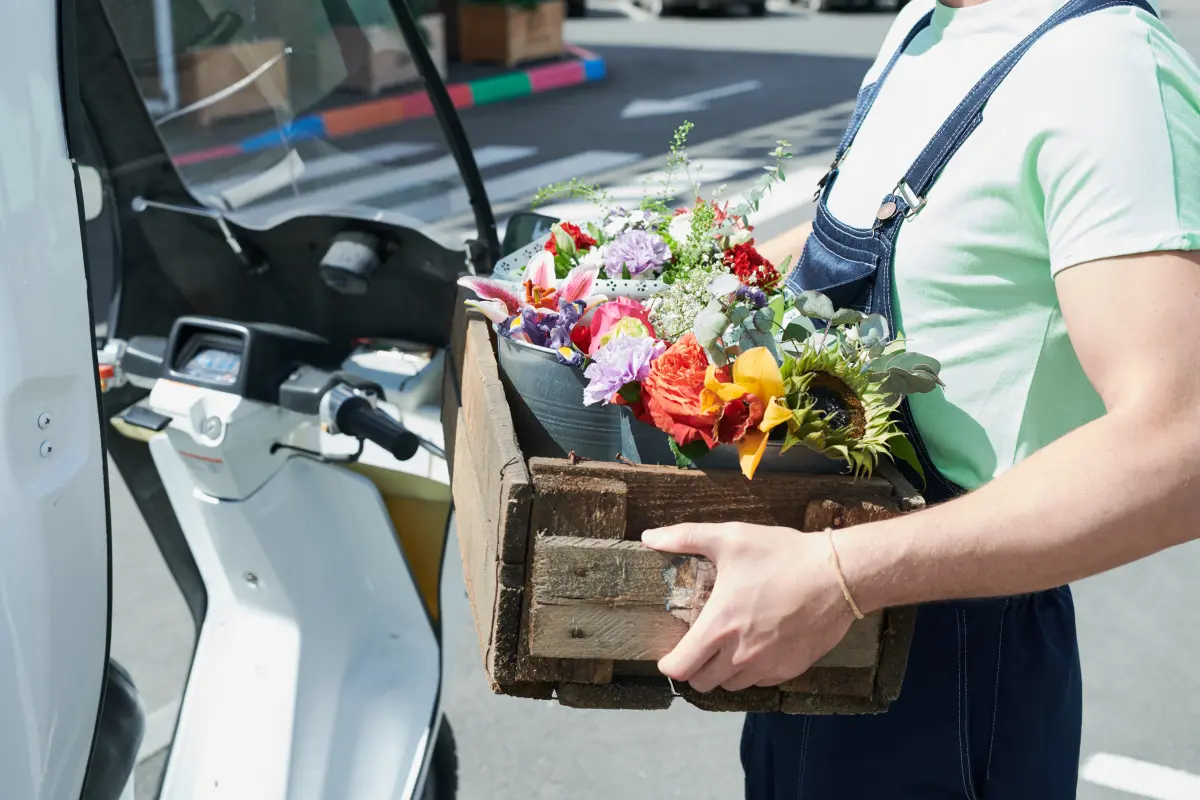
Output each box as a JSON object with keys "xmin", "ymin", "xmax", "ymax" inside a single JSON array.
[{"xmin": 780, "ymin": 338, "xmax": 908, "ymax": 478}]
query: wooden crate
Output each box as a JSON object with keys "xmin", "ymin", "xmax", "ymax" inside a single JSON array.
[
  {"xmin": 442, "ymin": 301, "xmax": 921, "ymax": 713},
  {"xmin": 458, "ymin": 1, "xmax": 565, "ymax": 68}
]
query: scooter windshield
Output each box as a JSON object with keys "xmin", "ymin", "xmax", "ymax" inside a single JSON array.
[{"xmin": 101, "ymin": 0, "xmax": 476, "ymax": 244}]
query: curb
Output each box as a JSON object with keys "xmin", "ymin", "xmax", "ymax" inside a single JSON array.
[{"xmin": 173, "ymin": 44, "xmax": 606, "ymax": 168}]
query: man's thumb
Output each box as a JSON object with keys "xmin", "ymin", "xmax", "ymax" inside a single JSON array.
[{"xmin": 641, "ymin": 523, "xmax": 724, "ymax": 558}]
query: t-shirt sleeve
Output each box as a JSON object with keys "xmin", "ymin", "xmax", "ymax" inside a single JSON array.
[
  {"xmin": 861, "ymin": 0, "xmax": 936, "ymax": 87},
  {"xmin": 1038, "ymin": 23, "xmax": 1200, "ymax": 276}
]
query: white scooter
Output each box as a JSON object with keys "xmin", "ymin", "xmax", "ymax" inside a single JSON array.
[
  {"xmin": 97, "ymin": 318, "xmax": 457, "ymax": 800},
  {"xmin": 0, "ymin": 0, "xmax": 542, "ymax": 795}
]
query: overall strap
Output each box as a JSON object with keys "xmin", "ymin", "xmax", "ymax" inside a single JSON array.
[
  {"xmin": 834, "ymin": 10, "xmax": 936, "ymax": 162},
  {"xmin": 896, "ymin": 0, "xmax": 1157, "ymax": 211}
]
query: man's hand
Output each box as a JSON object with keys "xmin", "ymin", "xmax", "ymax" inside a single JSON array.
[{"xmin": 641, "ymin": 522, "xmax": 854, "ymax": 693}]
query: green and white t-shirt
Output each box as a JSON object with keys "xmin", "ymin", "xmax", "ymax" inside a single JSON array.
[{"xmin": 825, "ymin": 0, "xmax": 1200, "ymax": 490}]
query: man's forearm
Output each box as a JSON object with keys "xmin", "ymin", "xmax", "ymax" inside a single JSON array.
[
  {"xmin": 838, "ymin": 407, "xmax": 1200, "ymax": 613},
  {"xmin": 757, "ymin": 219, "xmax": 813, "ymax": 272}
]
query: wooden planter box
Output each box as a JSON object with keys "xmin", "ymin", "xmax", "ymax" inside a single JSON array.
[
  {"xmin": 335, "ymin": 16, "xmax": 448, "ymax": 96},
  {"xmin": 458, "ymin": 1, "xmax": 565, "ymax": 68},
  {"xmin": 442, "ymin": 301, "xmax": 922, "ymax": 713}
]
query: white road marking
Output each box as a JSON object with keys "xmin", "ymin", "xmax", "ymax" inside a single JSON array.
[
  {"xmin": 1080, "ymin": 753, "xmax": 1200, "ymax": 800},
  {"xmin": 230, "ymin": 145, "xmax": 538, "ymax": 224},
  {"xmin": 611, "ymin": 0, "xmax": 654, "ymax": 19},
  {"xmin": 191, "ymin": 141, "xmax": 438, "ymax": 197},
  {"xmin": 394, "ymin": 150, "xmax": 642, "ymax": 219},
  {"xmin": 137, "ymin": 699, "xmax": 181, "ymax": 764}
]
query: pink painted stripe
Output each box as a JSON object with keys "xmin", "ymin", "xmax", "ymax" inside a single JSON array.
[
  {"xmin": 448, "ymin": 83, "xmax": 476, "ymax": 109},
  {"xmin": 172, "ymin": 144, "xmax": 243, "ymax": 166},
  {"xmin": 528, "ymin": 61, "xmax": 586, "ymax": 93}
]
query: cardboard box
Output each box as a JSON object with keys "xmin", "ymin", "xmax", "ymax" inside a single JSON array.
[
  {"xmin": 458, "ymin": 1, "xmax": 565, "ymax": 68},
  {"xmin": 174, "ymin": 39, "xmax": 291, "ymax": 127},
  {"xmin": 336, "ymin": 15, "xmax": 448, "ymax": 95}
]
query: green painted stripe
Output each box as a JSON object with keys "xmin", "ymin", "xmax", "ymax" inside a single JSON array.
[{"xmin": 471, "ymin": 72, "xmax": 534, "ymax": 106}]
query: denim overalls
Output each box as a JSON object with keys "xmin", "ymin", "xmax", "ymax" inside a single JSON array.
[{"xmin": 743, "ymin": 0, "xmax": 1158, "ymax": 797}]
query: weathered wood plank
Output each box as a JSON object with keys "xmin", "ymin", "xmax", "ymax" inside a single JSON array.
[
  {"xmin": 529, "ymin": 473, "xmax": 627, "ymax": 539},
  {"xmin": 529, "ymin": 537, "xmax": 883, "ymax": 666},
  {"xmin": 678, "ymin": 685, "xmax": 781, "ymax": 713},
  {"xmin": 440, "ymin": 288, "xmax": 473, "ymax": 478},
  {"xmin": 529, "ymin": 459, "xmax": 900, "ymax": 538},
  {"xmin": 460, "ymin": 316, "xmax": 531, "ymax": 565},
  {"xmin": 556, "ymin": 679, "xmax": 674, "ymax": 711},
  {"xmin": 780, "ymin": 667, "xmax": 877, "ymax": 697},
  {"xmin": 518, "ymin": 473, "xmax": 627, "ymax": 683}
]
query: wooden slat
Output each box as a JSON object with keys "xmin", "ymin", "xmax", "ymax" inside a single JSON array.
[
  {"xmin": 519, "ymin": 472, "xmax": 626, "ymax": 685},
  {"xmin": 460, "ymin": 316, "xmax": 531, "ymax": 565},
  {"xmin": 556, "ymin": 679, "xmax": 674, "ymax": 711},
  {"xmin": 528, "ymin": 537, "xmax": 883, "ymax": 666},
  {"xmin": 780, "ymin": 667, "xmax": 877, "ymax": 697},
  {"xmin": 529, "ymin": 459, "xmax": 899, "ymax": 537},
  {"xmin": 450, "ymin": 313, "xmax": 543, "ymax": 691}
]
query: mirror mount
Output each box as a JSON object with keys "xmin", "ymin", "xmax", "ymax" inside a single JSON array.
[{"xmin": 78, "ymin": 164, "xmax": 104, "ymax": 222}]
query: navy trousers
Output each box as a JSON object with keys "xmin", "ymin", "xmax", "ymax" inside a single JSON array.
[{"xmin": 741, "ymin": 589, "xmax": 1082, "ymax": 799}]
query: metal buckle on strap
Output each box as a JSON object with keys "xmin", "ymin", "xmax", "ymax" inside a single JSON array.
[
  {"xmin": 813, "ymin": 155, "xmax": 843, "ymax": 201},
  {"xmin": 894, "ymin": 181, "xmax": 927, "ymax": 219}
]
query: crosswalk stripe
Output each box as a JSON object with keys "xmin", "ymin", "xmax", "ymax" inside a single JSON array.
[
  {"xmin": 1081, "ymin": 753, "xmax": 1200, "ymax": 800},
  {"xmin": 230, "ymin": 145, "xmax": 538, "ymax": 225},
  {"xmin": 393, "ymin": 150, "xmax": 642, "ymax": 220},
  {"xmin": 192, "ymin": 141, "xmax": 440, "ymax": 198}
]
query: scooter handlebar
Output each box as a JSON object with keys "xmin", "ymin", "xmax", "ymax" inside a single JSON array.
[{"xmin": 323, "ymin": 385, "xmax": 420, "ymax": 462}]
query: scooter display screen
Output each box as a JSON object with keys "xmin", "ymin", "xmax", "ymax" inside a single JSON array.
[{"xmin": 179, "ymin": 347, "xmax": 242, "ymax": 386}]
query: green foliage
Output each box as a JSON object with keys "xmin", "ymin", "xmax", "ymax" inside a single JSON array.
[{"xmin": 532, "ymin": 177, "xmax": 611, "ymax": 210}]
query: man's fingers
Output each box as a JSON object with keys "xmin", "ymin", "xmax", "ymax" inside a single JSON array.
[
  {"xmin": 658, "ymin": 611, "xmax": 723, "ymax": 681},
  {"xmin": 684, "ymin": 647, "xmax": 737, "ymax": 694},
  {"xmin": 642, "ymin": 522, "xmax": 730, "ymax": 559}
]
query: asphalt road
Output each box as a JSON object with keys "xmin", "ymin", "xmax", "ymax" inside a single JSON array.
[{"xmin": 113, "ymin": 3, "xmax": 1200, "ymax": 799}]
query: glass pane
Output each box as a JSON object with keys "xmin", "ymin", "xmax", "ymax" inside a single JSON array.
[{"xmin": 100, "ymin": 0, "xmax": 465, "ymax": 238}]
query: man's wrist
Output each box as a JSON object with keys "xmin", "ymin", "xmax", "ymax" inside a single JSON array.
[{"xmin": 831, "ymin": 514, "xmax": 923, "ymax": 615}]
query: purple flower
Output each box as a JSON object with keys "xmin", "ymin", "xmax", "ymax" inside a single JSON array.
[
  {"xmin": 605, "ymin": 229, "xmax": 672, "ymax": 278},
  {"xmin": 736, "ymin": 285, "xmax": 768, "ymax": 309},
  {"xmin": 582, "ymin": 335, "xmax": 667, "ymax": 406}
]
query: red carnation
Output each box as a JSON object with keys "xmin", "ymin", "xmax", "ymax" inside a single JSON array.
[
  {"xmin": 544, "ymin": 222, "xmax": 597, "ymax": 256},
  {"xmin": 725, "ymin": 243, "xmax": 780, "ymax": 291}
]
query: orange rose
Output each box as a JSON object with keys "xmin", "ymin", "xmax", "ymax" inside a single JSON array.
[{"xmin": 640, "ymin": 333, "xmax": 723, "ymax": 448}]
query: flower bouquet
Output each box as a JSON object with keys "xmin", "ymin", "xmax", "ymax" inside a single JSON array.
[{"xmin": 458, "ymin": 123, "xmax": 943, "ymax": 480}]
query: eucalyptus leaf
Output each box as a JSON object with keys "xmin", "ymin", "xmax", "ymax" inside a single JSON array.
[
  {"xmin": 693, "ymin": 302, "xmax": 730, "ymax": 349},
  {"xmin": 856, "ymin": 314, "xmax": 890, "ymax": 350},
  {"xmin": 783, "ymin": 317, "xmax": 816, "ymax": 343},
  {"xmin": 795, "ymin": 290, "xmax": 835, "ymax": 320},
  {"xmin": 750, "ymin": 307, "xmax": 775, "ymax": 332},
  {"xmin": 739, "ymin": 327, "xmax": 779, "ymax": 359},
  {"xmin": 729, "ymin": 305, "xmax": 752, "ymax": 326},
  {"xmin": 830, "ymin": 308, "xmax": 865, "ymax": 327},
  {"xmin": 708, "ymin": 273, "xmax": 741, "ymax": 297}
]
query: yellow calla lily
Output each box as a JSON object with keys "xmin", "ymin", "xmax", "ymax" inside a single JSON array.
[
  {"xmin": 738, "ymin": 397, "xmax": 794, "ymax": 480},
  {"xmin": 698, "ymin": 347, "xmax": 793, "ymax": 480}
]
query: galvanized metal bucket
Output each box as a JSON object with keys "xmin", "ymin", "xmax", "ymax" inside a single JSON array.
[
  {"xmin": 618, "ymin": 408, "xmax": 848, "ymax": 475},
  {"xmin": 496, "ymin": 333, "xmax": 624, "ymax": 462}
]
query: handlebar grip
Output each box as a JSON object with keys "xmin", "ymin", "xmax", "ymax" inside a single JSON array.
[{"xmin": 328, "ymin": 387, "xmax": 420, "ymax": 462}]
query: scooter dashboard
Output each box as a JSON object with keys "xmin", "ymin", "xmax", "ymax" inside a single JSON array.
[{"xmin": 162, "ymin": 317, "xmax": 343, "ymax": 403}]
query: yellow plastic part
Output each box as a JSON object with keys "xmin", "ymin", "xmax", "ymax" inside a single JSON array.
[{"xmin": 342, "ymin": 462, "xmax": 452, "ymax": 623}]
